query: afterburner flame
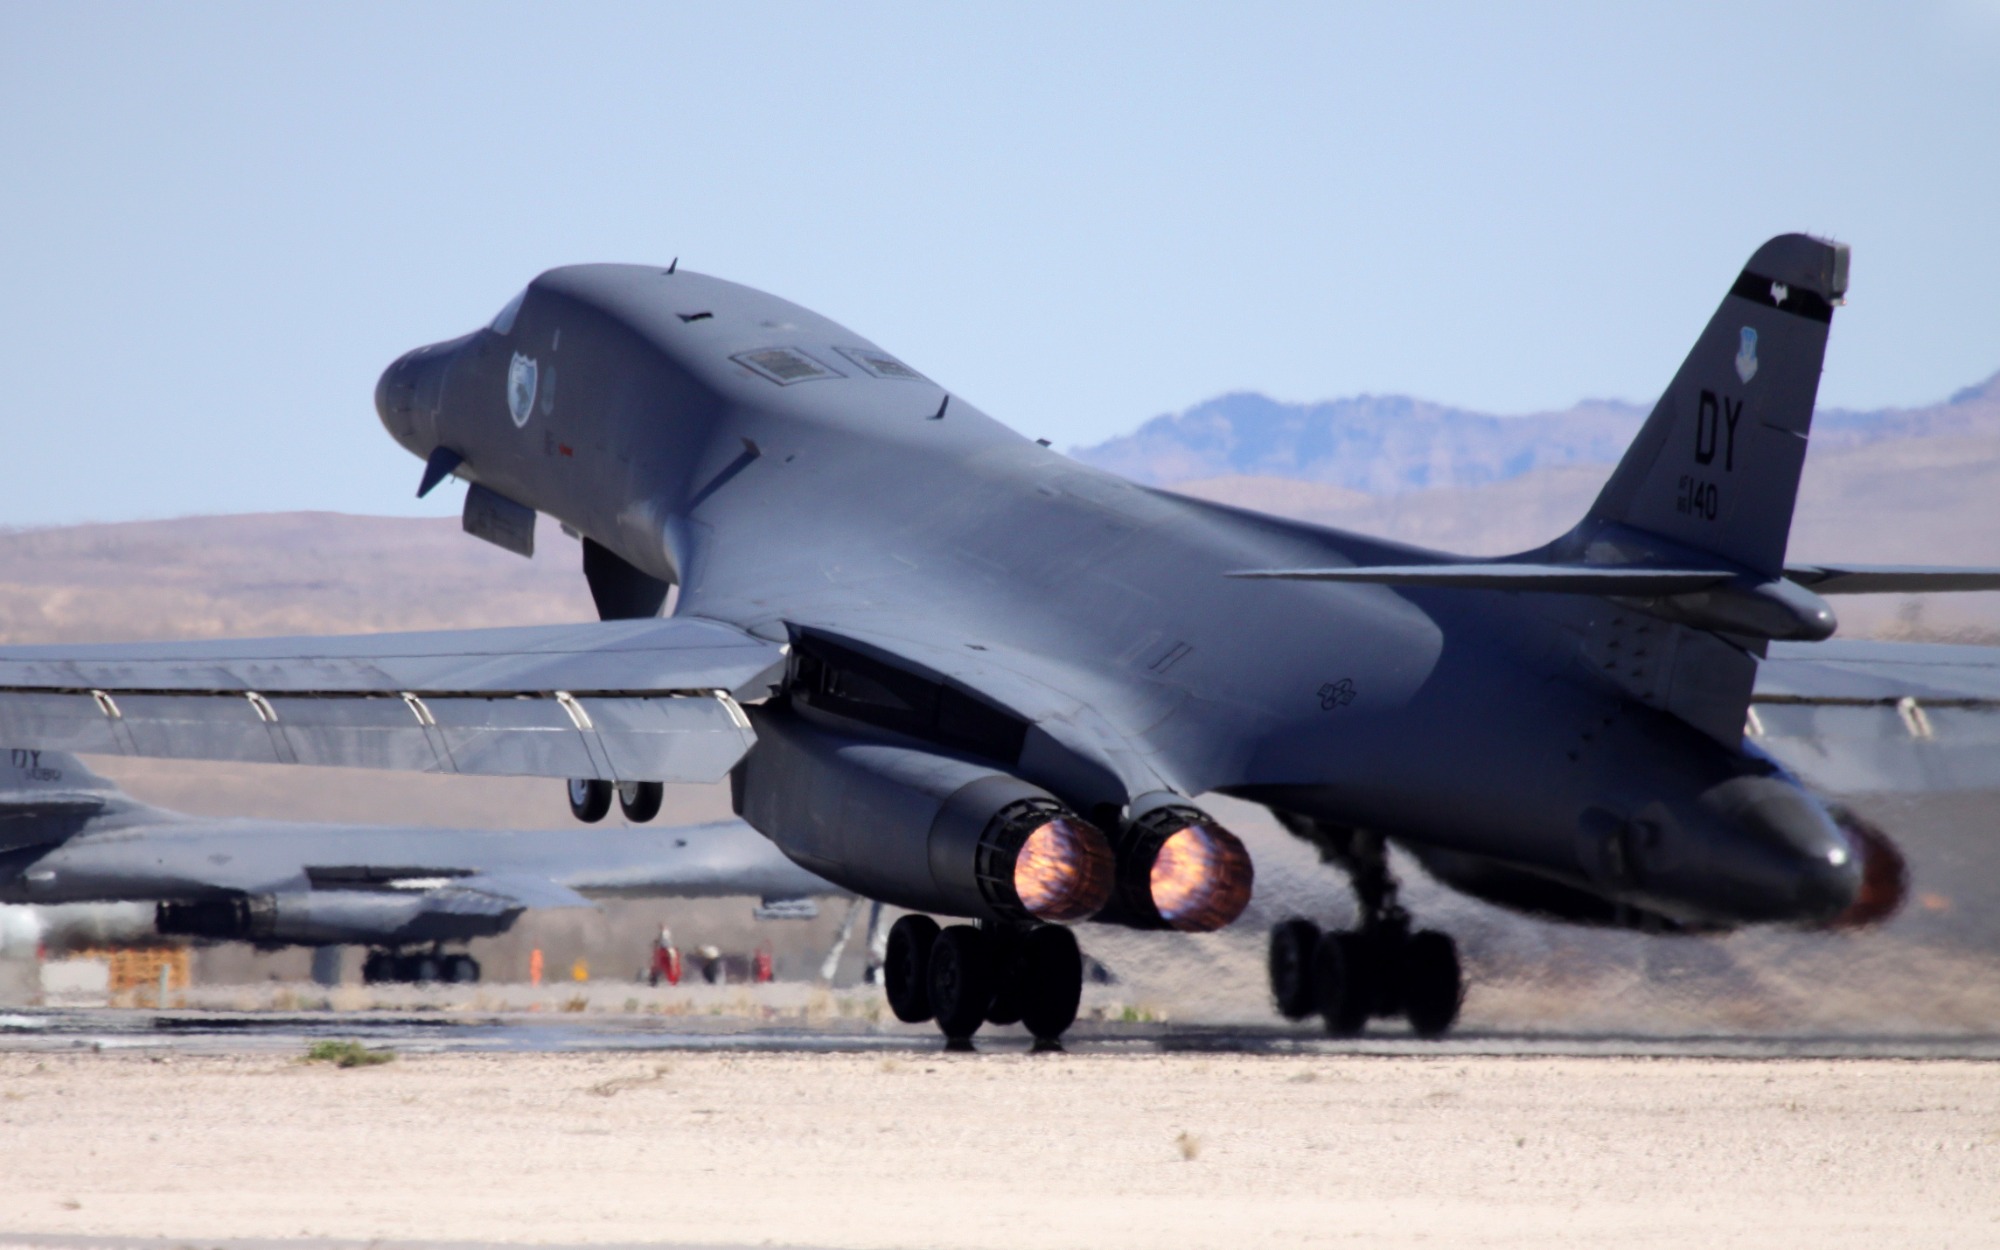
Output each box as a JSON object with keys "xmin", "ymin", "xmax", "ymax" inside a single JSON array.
[
  {"xmin": 1013, "ymin": 817, "xmax": 1115, "ymax": 922},
  {"xmin": 1147, "ymin": 822, "xmax": 1254, "ymax": 932}
]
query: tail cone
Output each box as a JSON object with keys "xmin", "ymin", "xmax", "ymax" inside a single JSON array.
[{"xmin": 1823, "ymin": 808, "xmax": 1908, "ymax": 929}]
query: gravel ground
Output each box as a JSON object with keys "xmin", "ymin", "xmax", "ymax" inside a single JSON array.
[{"xmin": 1, "ymin": 1051, "xmax": 1995, "ymax": 1249}]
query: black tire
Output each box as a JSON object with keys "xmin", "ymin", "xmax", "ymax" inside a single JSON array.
[
  {"xmin": 362, "ymin": 951, "xmax": 392, "ymax": 985},
  {"xmin": 444, "ymin": 954, "xmax": 481, "ymax": 984},
  {"xmin": 410, "ymin": 954, "xmax": 442, "ymax": 985},
  {"xmin": 568, "ymin": 777, "xmax": 613, "ymax": 823},
  {"xmin": 884, "ymin": 914, "xmax": 941, "ymax": 1023},
  {"xmin": 1403, "ymin": 930, "xmax": 1462, "ymax": 1039},
  {"xmin": 928, "ymin": 925, "xmax": 995, "ymax": 1042},
  {"xmin": 1313, "ymin": 931, "xmax": 1373, "ymax": 1037},
  {"xmin": 1019, "ymin": 925, "xmax": 1084, "ymax": 1043},
  {"xmin": 618, "ymin": 780, "xmax": 664, "ymax": 823},
  {"xmin": 984, "ymin": 930, "xmax": 1026, "ymax": 1026},
  {"xmin": 1267, "ymin": 917, "xmax": 1322, "ymax": 1021}
]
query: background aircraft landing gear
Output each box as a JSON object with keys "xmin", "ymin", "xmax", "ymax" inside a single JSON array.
[
  {"xmin": 881, "ymin": 914, "xmax": 1086, "ymax": 1048},
  {"xmin": 568, "ymin": 778, "xmax": 612, "ymax": 823},
  {"xmin": 361, "ymin": 947, "xmax": 481, "ymax": 985},
  {"xmin": 1269, "ymin": 820, "xmax": 1464, "ymax": 1038}
]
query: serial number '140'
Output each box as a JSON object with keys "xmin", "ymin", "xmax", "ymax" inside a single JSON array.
[{"xmin": 1676, "ymin": 474, "xmax": 1720, "ymax": 521}]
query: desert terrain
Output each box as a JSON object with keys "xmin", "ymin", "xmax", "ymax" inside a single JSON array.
[{"xmin": 1, "ymin": 1050, "xmax": 1995, "ymax": 1249}]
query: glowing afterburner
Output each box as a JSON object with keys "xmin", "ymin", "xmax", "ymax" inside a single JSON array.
[
  {"xmin": 1012, "ymin": 816, "xmax": 1115, "ymax": 922},
  {"xmin": 1147, "ymin": 820, "xmax": 1254, "ymax": 932}
]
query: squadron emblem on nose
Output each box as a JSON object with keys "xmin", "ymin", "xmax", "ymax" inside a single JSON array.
[{"xmin": 507, "ymin": 352, "xmax": 539, "ymax": 428}]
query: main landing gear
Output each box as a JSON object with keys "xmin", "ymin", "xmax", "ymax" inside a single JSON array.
[
  {"xmin": 362, "ymin": 947, "xmax": 481, "ymax": 985},
  {"xmin": 882, "ymin": 914, "xmax": 1085, "ymax": 1050},
  {"xmin": 1267, "ymin": 822, "xmax": 1462, "ymax": 1038},
  {"xmin": 568, "ymin": 778, "xmax": 664, "ymax": 823}
]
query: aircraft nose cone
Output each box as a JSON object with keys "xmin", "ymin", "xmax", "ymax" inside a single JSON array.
[{"xmin": 374, "ymin": 338, "xmax": 464, "ymax": 456}]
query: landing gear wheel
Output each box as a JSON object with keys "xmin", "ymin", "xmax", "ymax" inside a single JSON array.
[
  {"xmin": 362, "ymin": 950, "xmax": 393, "ymax": 985},
  {"xmin": 401, "ymin": 953, "xmax": 442, "ymax": 985},
  {"xmin": 568, "ymin": 778, "xmax": 612, "ymax": 823},
  {"xmin": 928, "ymin": 925, "xmax": 995, "ymax": 1044},
  {"xmin": 1402, "ymin": 929, "xmax": 1462, "ymax": 1039},
  {"xmin": 443, "ymin": 954, "xmax": 481, "ymax": 984},
  {"xmin": 1313, "ymin": 931, "xmax": 1374, "ymax": 1037},
  {"xmin": 883, "ymin": 915, "xmax": 941, "ymax": 1023},
  {"xmin": 1018, "ymin": 925, "xmax": 1084, "ymax": 1046},
  {"xmin": 1268, "ymin": 917, "xmax": 1322, "ymax": 1021},
  {"xmin": 618, "ymin": 780, "xmax": 664, "ymax": 823},
  {"xmin": 984, "ymin": 930, "xmax": 1026, "ymax": 1027}
]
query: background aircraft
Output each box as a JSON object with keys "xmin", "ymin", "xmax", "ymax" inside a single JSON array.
[
  {"xmin": 0, "ymin": 747, "xmax": 841, "ymax": 983},
  {"xmin": 2, "ymin": 234, "xmax": 1997, "ymax": 1048}
]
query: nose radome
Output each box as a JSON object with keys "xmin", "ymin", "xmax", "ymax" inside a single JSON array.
[{"xmin": 375, "ymin": 350, "xmax": 422, "ymax": 447}]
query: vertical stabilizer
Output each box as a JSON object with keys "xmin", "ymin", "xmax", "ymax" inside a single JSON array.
[{"xmin": 1582, "ymin": 234, "xmax": 1848, "ymax": 577}]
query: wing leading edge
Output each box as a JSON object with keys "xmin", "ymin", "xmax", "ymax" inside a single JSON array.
[{"xmin": 0, "ymin": 617, "xmax": 784, "ymax": 784}]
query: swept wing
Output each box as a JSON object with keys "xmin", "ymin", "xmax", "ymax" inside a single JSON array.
[{"xmin": 0, "ymin": 618, "xmax": 782, "ymax": 783}]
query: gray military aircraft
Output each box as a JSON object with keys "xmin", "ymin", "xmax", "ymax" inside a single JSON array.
[
  {"xmin": 1, "ymin": 232, "xmax": 1995, "ymax": 1045},
  {"xmin": 0, "ymin": 747, "xmax": 840, "ymax": 982}
]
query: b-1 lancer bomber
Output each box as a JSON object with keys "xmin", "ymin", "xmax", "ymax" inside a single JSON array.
[
  {"xmin": 2, "ymin": 233, "xmax": 1997, "ymax": 1045},
  {"xmin": 0, "ymin": 748, "xmax": 841, "ymax": 983}
]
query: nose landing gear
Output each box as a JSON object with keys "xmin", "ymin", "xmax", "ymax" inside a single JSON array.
[
  {"xmin": 881, "ymin": 914, "xmax": 1086, "ymax": 1049},
  {"xmin": 1268, "ymin": 820, "xmax": 1463, "ymax": 1038}
]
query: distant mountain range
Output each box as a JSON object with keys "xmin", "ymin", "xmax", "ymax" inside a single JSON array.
[{"xmin": 1071, "ymin": 370, "xmax": 2000, "ymax": 491}]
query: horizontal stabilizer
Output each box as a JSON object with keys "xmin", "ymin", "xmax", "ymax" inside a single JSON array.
[
  {"xmin": 1227, "ymin": 564, "xmax": 1734, "ymax": 595},
  {"xmin": 1783, "ymin": 565, "xmax": 2000, "ymax": 595}
]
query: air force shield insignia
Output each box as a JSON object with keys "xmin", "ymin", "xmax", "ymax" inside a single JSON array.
[
  {"xmin": 1734, "ymin": 326, "xmax": 1759, "ymax": 385},
  {"xmin": 507, "ymin": 352, "xmax": 539, "ymax": 428}
]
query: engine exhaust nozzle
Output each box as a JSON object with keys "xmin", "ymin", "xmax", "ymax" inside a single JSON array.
[
  {"xmin": 1100, "ymin": 799, "xmax": 1254, "ymax": 932},
  {"xmin": 1011, "ymin": 814, "xmax": 1116, "ymax": 923}
]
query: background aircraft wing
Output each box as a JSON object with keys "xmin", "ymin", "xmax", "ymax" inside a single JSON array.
[
  {"xmin": 0, "ymin": 618, "xmax": 783, "ymax": 783},
  {"xmin": 1753, "ymin": 640, "xmax": 2000, "ymax": 793},
  {"xmin": 426, "ymin": 873, "xmax": 595, "ymax": 913}
]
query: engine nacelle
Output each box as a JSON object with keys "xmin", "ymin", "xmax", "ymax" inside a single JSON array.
[
  {"xmin": 732, "ymin": 710, "xmax": 1113, "ymax": 923},
  {"xmin": 156, "ymin": 889, "xmax": 518, "ymax": 947}
]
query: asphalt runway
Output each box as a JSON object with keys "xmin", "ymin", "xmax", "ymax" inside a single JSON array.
[{"xmin": 5, "ymin": 1006, "xmax": 1999, "ymax": 1060}]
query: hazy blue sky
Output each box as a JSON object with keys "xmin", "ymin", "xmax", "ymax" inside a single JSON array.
[{"xmin": 2, "ymin": 3, "xmax": 1996, "ymax": 525}]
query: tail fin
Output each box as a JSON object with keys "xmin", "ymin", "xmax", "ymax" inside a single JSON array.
[
  {"xmin": 1580, "ymin": 234, "xmax": 1849, "ymax": 577},
  {"xmin": 0, "ymin": 748, "xmax": 114, "ymax": 801}
]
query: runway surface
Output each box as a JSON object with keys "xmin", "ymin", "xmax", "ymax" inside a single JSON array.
[{"xmin": 4, "ymin": 1006, "xmax": 2000, "ymax": 1060}]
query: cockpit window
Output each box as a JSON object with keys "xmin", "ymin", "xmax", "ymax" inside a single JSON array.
[
  {"xmin": 837, "ymin": 347, "xmax": 926, "ymax": 381},
  {"xmin": 489, "ymin": 288, "xmax": 527, "ymax": 335},
  {"xmin": 732, "ymin": 347, "xmax": 841, "ymax": 385}
]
